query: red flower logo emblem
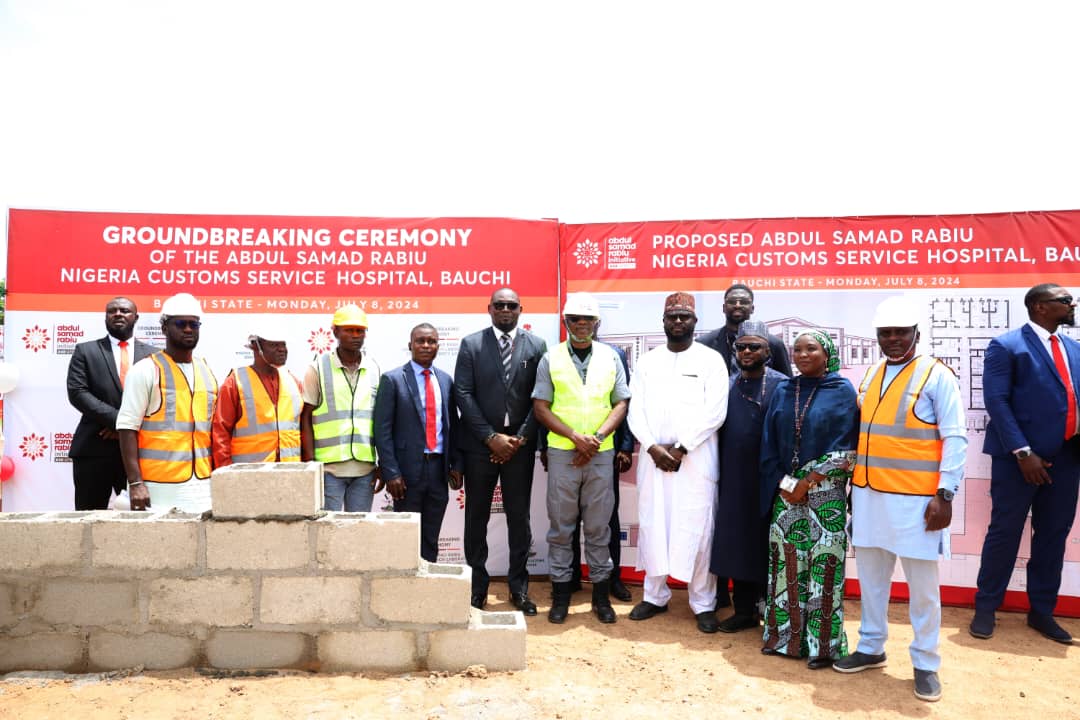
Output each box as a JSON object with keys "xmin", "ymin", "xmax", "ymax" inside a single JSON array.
[
  {"xmin": 308, "ymin": 328, "xmax": 334, "ymax": 354},
  {"xmin": 22, "ymin": 325, "xmax": 50, "ymax": 352},
  {"xmin": 19, "ymin": 433, "xmax": 49, "ymax": 461}
]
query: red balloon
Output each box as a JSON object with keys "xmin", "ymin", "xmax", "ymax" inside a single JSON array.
[{"xmin": 0, "ymin": 456, "xmax": 15, "ymax": 481}]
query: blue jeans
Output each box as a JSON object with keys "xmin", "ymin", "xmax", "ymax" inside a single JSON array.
[{"xmin": 323, "ymin": 470, "xmax": 375, "ymax": 512}]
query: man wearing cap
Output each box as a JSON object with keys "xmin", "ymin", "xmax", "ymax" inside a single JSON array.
[
  {"xmin": 533, "ymin": 291, "xmax": 630, "ymax": 624},
  {"xmin": 627, "ymin": 292, "xmax": 728, "ymax": 633},
  {"xmin": 374, "ymin": 324, "xmax": 464, "ymax": 563},
  {"xmin": 118, "ymin": 293, "xmax": 218, "ymax": 513},
  {"xmin": 970, "ymin": 283, "xmax": 1080, "ymax": 645},
  {"xmin": 832, "ymin": 296, "xmax": 967, "ymax": 704},
  {"xmin": 455, "ymin": 288, "xmax": 548, "ymax": 613},
  {"xmin": 211, "ymin": 327, "xmax": 304, "ymax": 468},
  {"xmin": 67, "ymin": 297, "xmax": 154, "ymax": 509},
  {"xmin": 301, "ymin": 304, "xmax": 382, "ymax": 512}
]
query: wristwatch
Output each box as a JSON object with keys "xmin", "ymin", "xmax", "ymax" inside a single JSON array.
[
  {"xmin": 935, "ymin": 488, "xmax": 955, "ymax": 502},
  {"xmin": 1014, "ymin": 448, "xmax": 1033, "ymax": 460},
  {"xmin": 595, "ymin": 431, "xmax": 607, "ymax": 442},
  {"xmin": 672, "ymin": 442, "xmax": 687, "ymax": 455}
]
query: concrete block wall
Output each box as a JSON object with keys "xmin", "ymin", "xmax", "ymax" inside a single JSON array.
[{"xmin": 0, "ymin": 463, "xmax": 526, "ymax": 673}]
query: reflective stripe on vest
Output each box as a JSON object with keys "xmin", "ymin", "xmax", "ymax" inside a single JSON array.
[
  {"xmin": 138, "ymin": 352, "xmax": 218, "ymax": 483},
  {"xmin": 230, "ymin": 366, "xmax": 303, "ymax": 463},
  {"xmin": 547, "ymin": 341, "xmax": 616, "ymax": 452},
  {"xmin": 854, "ymin": 355, "xmax": 943, "ymax": 495},
  {"xmin": 311, "ymin": 352, "xmax": 377, "ymax": 463}
]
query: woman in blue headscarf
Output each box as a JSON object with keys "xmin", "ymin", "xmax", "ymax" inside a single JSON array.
[{"xmin": 759, "ymin": 329, "xmax": 859, "ymax": 669}]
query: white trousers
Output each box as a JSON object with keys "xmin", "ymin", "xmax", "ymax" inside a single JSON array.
[
  {"xmin": 643, "ymin": 566, "xmax": 717, "ymax": 615},
  {"xmin": 853, "ymin": 545, "xmax": 941, "ymax": 672}
]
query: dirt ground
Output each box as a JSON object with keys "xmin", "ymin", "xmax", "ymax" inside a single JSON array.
[{"xmin": 1, "ymin": 589, "xmax": 1076, "ymax": 720}]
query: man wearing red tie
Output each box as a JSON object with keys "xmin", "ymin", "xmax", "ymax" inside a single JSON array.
[
  {"xmin": 374, "ymin": 324, "xmax": 463, "ymax": 563},
  {"xmin": 66, "ymin": 297, "xmax": 154, "ymax": 509},
  {"xmin": 971, "ymin": 283, "xmax": 1080, "ymax": 643}
]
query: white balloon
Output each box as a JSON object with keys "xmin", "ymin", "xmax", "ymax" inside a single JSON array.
[{"xmin": 0, "ymin": 363, "xmax": 20, "ymax": 394}]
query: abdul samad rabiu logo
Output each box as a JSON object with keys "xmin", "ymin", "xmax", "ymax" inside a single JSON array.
[
  {"xmin": 308, "ymin": 328, "xmax": 334, "ymax": 354},
  {"xmin": 22, "ymin": 325, "xmax": 50, "ymax": 353},
  {"xmin": 573, "ymin": 238, "xmax": 602, "ymax": 268},
  {"xmin": 20, "ymin": 433, "xmax": 49, "ymax": 461}
]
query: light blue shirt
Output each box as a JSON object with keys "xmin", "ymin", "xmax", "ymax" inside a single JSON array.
[{"xmin": 410, "ymin": 360, "xmax": 444, "ymax": 454}]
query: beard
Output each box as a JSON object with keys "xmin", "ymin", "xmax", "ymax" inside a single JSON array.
[{"xmin": 737, "ymin": 356, "xmax": 767, "ymax": 372}]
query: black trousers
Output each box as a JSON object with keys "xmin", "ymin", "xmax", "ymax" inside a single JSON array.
[
  {"xmin": 572, "ymin": 462, "xmax": 622, "ymax": 581},
  {"xmin": 392, "ymin": 454, "xmax": 449, "ymax": 564},
  {"xmin": 463, "ymin": 447, "xmax": 536, "ymax": 596},
  {"xmin": 72, "ymin": 454, "xmax": 127, "ymax": 510}
]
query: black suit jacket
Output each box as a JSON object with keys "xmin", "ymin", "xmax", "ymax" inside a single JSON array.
[
  {"xmin": 67, "ymin": 336, "xmax": 155, "ymax": 458},
  {"xmin": 374, "ymin": 363, "xmax": 464, "ymax": 483},
  {"xmin": 697, "ymin": 327, "xmax": 792, "ymax": 377},
  {"xmin": 454, "ymin": 327, "xmax": 547, "ymax": 454}
]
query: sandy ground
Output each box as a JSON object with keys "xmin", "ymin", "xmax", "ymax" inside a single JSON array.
[{"xmin": 1, "ymin": 589, "xmax": 1076, "ymax": 720}]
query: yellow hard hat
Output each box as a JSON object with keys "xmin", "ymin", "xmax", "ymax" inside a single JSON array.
[{"xmin": 332, "ymin": 304, "xmax": 369, "ymax": 328}]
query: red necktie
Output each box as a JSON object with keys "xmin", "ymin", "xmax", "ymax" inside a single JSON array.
[
  {"xmin": 423, "ymin": 368, "xmax": 437, "ymax": 451},
  {"xmin": 118, "ymin": 340, "xmax": 130, "ymax": 387},
  {"xmin": 1051, "ymin": 335, "xmax": 1077, "ymax": 439}
]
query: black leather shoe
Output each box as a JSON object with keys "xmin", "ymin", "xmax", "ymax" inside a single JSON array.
[
  {"xmin": 511, "ymin": 593, "xmax": 538, "ymax": 616},
  {"xmin": 628, "ymin": 601, "xmax": 668, "ymax": 621},
  {"xmin": 470, "ymin": 593, "xmax": 486, "ymax": 610},
  {"xmin": 695, "ymin": 610, "xmax": 719, "ymax": 633},
  {"xmin": 807, "ymin": 657, "xmax": 834, "ymax": 670},
  {"xmin": 610, "ymin": 578, "xmax": 633, "ymax": 602},
  {"xmin": 549, "ymin": 581, "xmax": 572, "ymax": 624},
  {"xmin": 591, "ymin": 580, "xmax": 617, "ymax": 624},
  {"xmin": 1027, "ymin": 612, "xmax": 1073, "ymax": 643},
  {"xmin": 717, "ymin": 613, "xmax": 760, "ymax": 633},
  {"xmin": 968, "ymin": 610, "xmax": 995, "ymax": 639}
]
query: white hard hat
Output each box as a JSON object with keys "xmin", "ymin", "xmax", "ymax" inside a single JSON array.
[
  {"xmin": 248, "ymin": 325, "xmax": 287, "ymax": 347},
  {"xmin": 872, "ymin": 296, "xmax": 920, "ymax": 328},
  {"xmin": 563, "ymin": 292, "xmax": 600, "ymax": 317},
  {"xmin": 160, "ymin": 293, "xmax": 202, "ymax": 321}
]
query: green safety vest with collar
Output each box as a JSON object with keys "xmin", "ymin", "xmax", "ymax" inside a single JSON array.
[{"xmin": 311, "ymin": 352, "xmax": 377, "ymax": 463}]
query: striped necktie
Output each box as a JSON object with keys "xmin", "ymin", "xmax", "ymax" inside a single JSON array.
[{"xmin": 500, "ymin": 333, "xmax": 512, "ymax": 378}]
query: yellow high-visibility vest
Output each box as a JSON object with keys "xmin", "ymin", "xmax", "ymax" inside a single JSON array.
[
  {"xmin": 547, "ymin": 342, "xmax": 616, "ymax": 452},
  {"xmin": 311, "ymin": 353, "xmax": 377, "ymax": 463},
  {"xmin": 137, "ymin": 352, "xmax": 218, "ymax": 483}
]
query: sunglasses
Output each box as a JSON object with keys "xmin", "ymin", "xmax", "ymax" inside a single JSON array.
[
  {"xmin": 733, "ymin": 342, "xmax": 765, "ymax": 352},
  {"xmin": 1042, "ymin": 296, "xmax": 1075, "ymax": 306},
  {"xmin": 170, "ymin": 319, "xmax": 202, "ymax": 330},
  {"xmin": 565, "ymin": 315, "xmax": 596, "ymax": 323},
  {"xmin": 664, "ymin": 313, "xmax": 695, "ymax": 322},
  {"xmin": 492, "ymin": 301, "xmax": 520, "ymax": 311}
]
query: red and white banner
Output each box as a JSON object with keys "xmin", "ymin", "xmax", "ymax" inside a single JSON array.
[{"xmin": 562, "ymin": 210, "xmax": 1080, "ymax": 616}]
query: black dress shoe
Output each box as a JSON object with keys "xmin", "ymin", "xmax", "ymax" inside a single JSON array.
[
  {"xmin": 628, "ymin": 601, "xmax": 668, "ymax": 621},
  {"xmin": 609, "ymin": 578, "xmax": 633, "ymax": 602},
  {"xmin": 807, "ymin": 657, "xmax": 834, "ymax": 670},
  {"xmin": 1027, "ymin": 612, "xmax": 1073, "ymax": 643},
  {"xmin": 968, "ymin": 610, "xmax": 995, "ymax": 639},
  {"xmin": 470, "ymin": 593, "xmax": 486, "ymax": 610},
  {"xmin": 511, "ymin": 593, "xmax": 538, "ymax": 616},
  {"xmin": 717, "ymin": 613, "xmax": 760, "ymax": 633},
  {"xmin": 695, "ymin": 610, "xmax": 719, "ymax": 634}
]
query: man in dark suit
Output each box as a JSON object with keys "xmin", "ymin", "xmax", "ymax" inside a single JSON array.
[
  {"xmin": 374, "ymin": 324, "xmax": 463, "ymax": 563},
  {"xmin": 454, "ymin": 287, "xmax": 548, "ymax": 613},
  {"xmin": 66, "ymin": 297, "xmax": 155, "ymax": 509},
  {"xmin": 971, "ymin": 283, "xmax": 1080, "ymax": 643}
]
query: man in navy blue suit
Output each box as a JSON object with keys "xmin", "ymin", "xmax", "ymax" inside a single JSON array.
[
  {"xmin": 971, "ymin": 283, "xmax": 1080, "ymax": 643},
  {"xmin": 374, "ymin": 324, "xmax": 463, "ymax": 563}
]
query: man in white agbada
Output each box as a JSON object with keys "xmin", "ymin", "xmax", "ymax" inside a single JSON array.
[{"xmin": 627, "ymin": 291, "xmax": 729, "ymax": 633}]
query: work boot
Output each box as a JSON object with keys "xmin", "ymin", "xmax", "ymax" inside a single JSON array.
[
  {"xmin": 548, "ymin": 581, "xmax": 573, "ymax": 624},
  {"xmin": 591, "ymin": 580, "xmax": 617, "ymax": 624}
]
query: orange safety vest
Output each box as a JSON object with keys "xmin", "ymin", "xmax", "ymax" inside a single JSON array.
[
  {"xmin": 137, "ymin": 352, "xmax": 218, "ymax": 483},
  {"xmin": 854, "ymin": 355, "xmax": 943, "ymax": 496},
  {"xmin": 229, "ymin": 366, "xmax": 302, "ymax": 464}
]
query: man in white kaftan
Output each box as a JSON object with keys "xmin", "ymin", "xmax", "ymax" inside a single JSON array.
[{"xmin": 627, "ymin": 292, "xmax": 729, "ymax": 633}]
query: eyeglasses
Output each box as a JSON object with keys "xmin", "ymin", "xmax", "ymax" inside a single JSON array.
[
  {"xmin": 734, "ymin": 342, "xmax": 765, "ymax": 352},
  {"xmin": 492, "ymin": 301, "xmax": 520, "ymax": 311},
  {"xmin": 724, "ymin": 297, "xmax": 753, "ymax": 307},
  {"xmin": 664, "ymin": 313, "xmax": 695, "ymax": 323},
  {"xmin": 1042, "ymin": 296, "xmax": 1075, "ymax": 306},
  {"xmin": 170, "ymin": 319, "xmax": 202, "ymax": 330},
  {"xmin": 565, "ymin": 315, "xmax": 596, "ymax": 323}
]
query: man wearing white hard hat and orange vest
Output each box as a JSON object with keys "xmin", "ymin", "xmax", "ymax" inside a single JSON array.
[
  {"xmin": 300, "ymin": 304, "xmax": 382, "ymax": 511},
  {"xmin": 533, "ymin": 292, "xmax": 630, "ymax": 625},
  {"xmin": 118, "ymin": 292, "xmax": 219, "ymax": 513},
  {"xmin": 832, "ymin": 296, "xmax": 967, "ymax": 704},
  {"xmin": 211, "ymin": 326, "xmax": 304, "ymax": 468}
]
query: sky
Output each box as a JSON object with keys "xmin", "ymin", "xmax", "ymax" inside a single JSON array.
[{"xmin": 3, "ymin": 1, "xmax": 1080, "ymax": 279}]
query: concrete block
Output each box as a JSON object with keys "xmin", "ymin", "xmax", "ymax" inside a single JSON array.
[
  {"xmin": 91, "ymin": 512, "xmax": 200, "ymax": 570},
  {"xmin": 0, "ymin": 633, "xmax": 85, "ymax": 672},
  {"xmin": 211, "ymin": 462, "xmax": 323, "ymax": 518},
  {"xmin": 315, "ymin": 513, "xmax": 419, "ymax": 571},
  {"xmin": 148, "ymin": 576, "xmax": 254, "ymax": 626},
  {"xmin": 89, "ymin": 631, "xmax": 199, "ymax": 670},
  {"xmin": 0, "ymin": 582, "xmax": 15, "ymax": 627},
  {"xmin": 36, "ymin": 579, "xmax": 137, "ymax": 626},
  {"xmin": 206, "ymin": 520, "xmax": 309, "ymax": 570},
  {"xmin": 206, "ymin": 630, "xmax": 308, "ymax": 669},
  {"xmin": 370, "ymin": 563, "xmax": 471, "ymax": 625},
  {"xmin": 0, "ymin": 513, "xmax": 85, "ymax": 571},
  {"xmin": 318, "ymin": 630, "xmax": 418, "ymax": 672},
  {"xmin": 427, "ymin": 609, "xmax": 527, "ymax": 671},
  {"xmin": 260, "ymin": 577, "xmax": 361, "ymax": 625}
]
